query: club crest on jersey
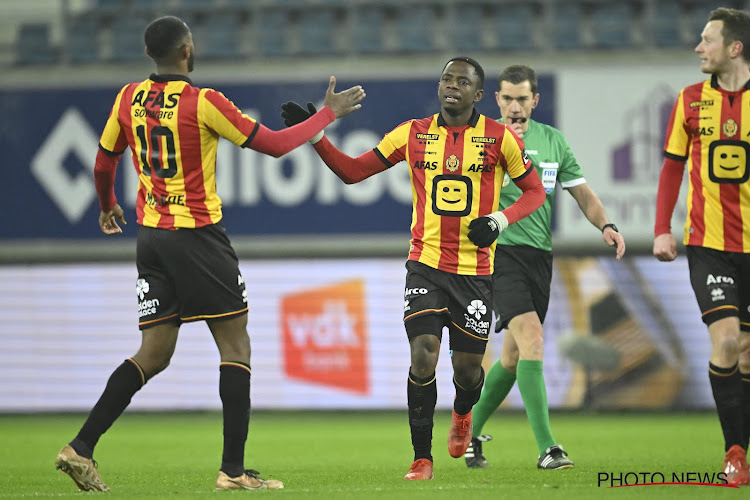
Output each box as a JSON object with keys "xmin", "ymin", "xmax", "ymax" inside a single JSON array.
[
  {"xmin": 723, "ymin": 119, "xmax": 738, "ymax": 137},
  {"xmin": 445, "ymin": 154, "xmax": 460, "ymax": 172}
]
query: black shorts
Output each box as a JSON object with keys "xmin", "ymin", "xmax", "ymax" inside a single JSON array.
[
  {"xmin": 686, "ymin": 245, "xmax": 750, "ymax": 330},
  {"xmin": 403, "ymin": 260, "xmax": 493, "ymax": 354},
  {"xmin": 135, "ymin": 223, "xmax": 248, "ymax": 330},
  {"xmin": 492, "ymin": 245, "xmax": 553, "ymax": 332}
]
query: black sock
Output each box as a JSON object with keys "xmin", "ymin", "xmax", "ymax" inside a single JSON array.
[
  {"xmin": 742, "ymin": 372, "xmax": 750, "ymax": 450},
  {"xmin": 453, "ymin": 367, "xmax": 485, "ymax": 415},
  {"xmin": 408, "ymin": 370, "xmax": 436, "ymax": 462},
  {"xmin": 71, "ymin": 359, "xmax": 146, "ymax": 458},
  {"xmin": 219, "ymin": 362, "xmax": 251, "ymax": 477},
  {"xmin": 709, "ymin": 363, "xmax": 743, "ymax": 452}
]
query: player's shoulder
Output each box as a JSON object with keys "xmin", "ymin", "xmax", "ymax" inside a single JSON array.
[
  {"xmin": 392, "ymin": 116, "xmax": 429, "ymax": 133},
  {"xmin": 679, "ymin": 79, "xmax": 712, "ymax": 97},
  {"xmin": 483, "ymin": 115, "xmax": 505, "ymax": 129}
]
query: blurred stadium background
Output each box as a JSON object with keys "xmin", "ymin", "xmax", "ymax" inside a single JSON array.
[{"xmin": 0, "ymin": 0, "xmax": 744, "ymax": 414}]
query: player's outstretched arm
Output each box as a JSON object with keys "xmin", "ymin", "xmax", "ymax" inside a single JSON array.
[
  {"xmin": 568, "ymin": 183, "xmax": 625, "ymax": 259},
  {"xmin": 243, "ymin": 77, "xmax": 364, "ymax": 158},
  {"xmin": 280, "ymin": 99, "xmax": 388, "ymax": 184}
]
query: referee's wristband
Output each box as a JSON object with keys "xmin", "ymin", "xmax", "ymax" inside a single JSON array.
[{"xmin": 601, "ymin": 223, "xmax": 618, "ymax": 233}]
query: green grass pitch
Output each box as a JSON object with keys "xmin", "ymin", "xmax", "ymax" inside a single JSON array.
[{"xmin": 0, "ymin": 411, "xmax": 744, "ymax": 499}]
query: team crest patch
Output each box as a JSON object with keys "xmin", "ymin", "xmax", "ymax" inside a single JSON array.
[
  {"xmin": 445, "ymin": 154, "xmax": 460, "ymax": 172},
  {"xmin": 723, "ymin": 119, "xmax": 738, "ymax": 137}
]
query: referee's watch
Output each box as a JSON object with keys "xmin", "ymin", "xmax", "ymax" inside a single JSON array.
[{"xmin": 601, "ymin": 223, "xmax": 618, "ymax": 233}]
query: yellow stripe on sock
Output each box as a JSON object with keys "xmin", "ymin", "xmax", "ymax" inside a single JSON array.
[{"xmin": 220, "ymin": 361, "xmax": 251, "ymax": 374}]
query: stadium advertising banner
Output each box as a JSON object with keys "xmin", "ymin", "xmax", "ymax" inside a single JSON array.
[
  {"xmin": 0, "ymin": 77, "xmax": 554, "ymax": 239},
  {"xmin": 0, "ymin": 256, "xmax": 712, "ymax": 412},
  {"xmin": 555, "ymin": 64, "xmax": 701, "ymax": 247}
]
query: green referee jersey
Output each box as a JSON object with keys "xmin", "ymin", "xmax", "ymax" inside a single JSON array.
[{"xmin": 497, "ymin": 118, "xmax": 585, "ymax": 251}]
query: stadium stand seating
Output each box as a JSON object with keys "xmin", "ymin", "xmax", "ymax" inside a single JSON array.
[
  {"xmin": 551, "ymin": 2, "xmax": 583, "ymax": 50},
  {"xmin": 258, "ymin": 9, "xmax": 289, "ymax": 57},
  {"xmin": 591, "ymin": 2, "xmax": 632, "ymax": 49},
  {"xmin": 10, "ymin": 0, "xmax": 750, "ymax": 67},
  {"xmin": 15, "ymin": 23, "xmax": 55, "ymax": 65},
  {"xmin": 494, "ymin": 3, "xmax": 534, "ymax": 51},
  {"xmin": 454, "ymin": 4, "xmax": 483, "ymax": 52},
  {"xmin": 298, "ymin": 10, "xmax": 337, "ymax": 55},
  {"xmin": 111, "ymin": 16, "xmax": 150, "ymax": 62},
  {"xmin": 650, "ymin": 1, "xmax": 683, "ymax": 47},
  {"xmin": 396, "ymin": 5, "xmax": 437, "ymax": 53},
  {"xmin": 66, "ymin": 16, "xmax": 100, "ymax": 64},
  {"xmin": 353, "ymin": 6, "xmax": 386, "ymax": 53},
  {"xmin": 202, "ymin": 11, "xmax": 243, "ymax": 59}
]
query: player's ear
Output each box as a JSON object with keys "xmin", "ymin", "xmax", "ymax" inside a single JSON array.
[
  {"xmin": 731, "ymin": 40, "xmax": 743, "ymax": 58},
  {"xmin": 474, "ymin": 89, "xmax": 484, "ymax": 103},
  {"xmin": 179, "ymin": 43, "xmax": 190, "ymax": 60},
  {"xmin": 532, "ymin": 93, "xmax": 540, "ymax": 109}
]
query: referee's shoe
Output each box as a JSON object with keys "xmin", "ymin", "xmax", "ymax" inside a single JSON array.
[
  {"xmin": 537, "ymin": 445, "xmax": 574, "ymax": 469},
  {"xmin": 465, "ymin": 435, "xmax": 492, "ymax": 468}
]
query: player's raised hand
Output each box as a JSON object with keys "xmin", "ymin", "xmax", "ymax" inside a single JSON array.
[
  {"xmin": 281, "ymin": 101, "xmax": 316, "ymax": 127},
  {"xmin": 99, "ymin": 203, "xmax": 126, "ymax": 235},
  {"xmin": 653, "ymin": 233, "xmax": 677, "ymax": 261},
  {"xmin": 323, "ymin": 76, "xmax": 365, "ymax": 118}
]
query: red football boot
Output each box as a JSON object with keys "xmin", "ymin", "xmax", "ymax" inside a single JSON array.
[
  {"xmin": 448, "ymin": 410, "xmax": 473, "ymax": 458},
  {"xmin": 723, "ymin": 445, "xmax": 750, "ymax": 486},
  {"xmin": 404, "ymin": 458, "xmax": 433, "ymax": 480}
]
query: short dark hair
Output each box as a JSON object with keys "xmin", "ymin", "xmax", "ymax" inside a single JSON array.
[
  {"xmin": 709, "ymin": 8, "xmax": 750, "ymax": 61},
  {"xmin": 144, "ymin": 16, "xmax": 190, "ymax": 61},
  {"xmin": 443, "ymin": 56, "xmax": 485, "ymax": 89},
  {"xmin": 497, "ymin": 65, "xmax": 538, "ymax": 94}
]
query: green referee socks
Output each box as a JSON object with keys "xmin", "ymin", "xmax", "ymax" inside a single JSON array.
[
  {"xmin": 517, "ymin": 360, "xmax": 556, "ymax": 455},
  {"xmin": 472, "ymin": 361, "xmax": 517, "ymax": 438}
]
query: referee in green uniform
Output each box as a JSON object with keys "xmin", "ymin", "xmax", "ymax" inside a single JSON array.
[{"xmin": 464, "ymin": 65, "xmax": 625, "ymax": 470}]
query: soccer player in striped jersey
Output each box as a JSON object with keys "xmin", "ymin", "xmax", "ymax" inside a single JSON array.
[
  {"xmin": 54, "ymin": 15, "xmax": 365, "ymax": 493},
  {"xmin": 281, "ymin": 57, "xmax": 545, "ymax": 480},
  {"xmin": 653, "ymin": 7, "xmax": 750, "ymax": 486},
  {"xmin": 465, "ymin": 65, "xmax": 625, "ymax": 471}
]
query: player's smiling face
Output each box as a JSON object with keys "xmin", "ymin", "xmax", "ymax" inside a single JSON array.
[
  {"xmin": 438, "ymin": 61, "xmax": 482, "ymax": 115},
  {"xmin": 696, "ymin": 20, "xmax": 731, "ymax": 75}
]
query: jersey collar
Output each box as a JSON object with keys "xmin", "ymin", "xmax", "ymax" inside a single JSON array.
[
  {"xmin": 149, "ymin": 73, "xmax": 193, "ymax": 85},
  {"xmin": 710, "ymin": 74, "xmax": 750, "ymax": 90},
  {"xmin": 437, "ymin": 108, "xmax": 481, "ymax": 128}
]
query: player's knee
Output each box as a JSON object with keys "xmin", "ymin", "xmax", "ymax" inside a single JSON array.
[
  {"xmin": 713, "ymin": 333, "xmax": 740, "ymax": 358},
  {"xmin": 500, "ymin": 351, "xmax": 518, "ymax": 372},
  {"xmin": 453, "ymin": 364, "xmax": 482, "ymax": 388},
  {"xmin": 738, "ymin": 346, "xmax": 750, "ymax": 372},
  {"xmin": 410, "ymin": 335, "xmax": 440, "ymax": 364},
  {"xmin": 520, "ymin": 333, "xmax": 544, "ymax": 359},
  {"xmin": 137, "ymin": 355, "xmax": 171, "ymax": 377}
]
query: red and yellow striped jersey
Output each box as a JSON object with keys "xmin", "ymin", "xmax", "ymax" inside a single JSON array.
[
  {"xmin": 663, "ymin": 75, "xmax": 750, "ymax": 252},
  {"xmin": 99, "ymin": 74, "xmax": 259, "ymax": 229},
  {"xmin": 375, "ymin": 110, "xmax": 532, "ymax": 275}
]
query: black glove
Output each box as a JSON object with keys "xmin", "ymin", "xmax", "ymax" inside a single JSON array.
[
  {"xmin": 468, "ymin": 216, "xmax": 500, "ymax": 248},
  {"xmin": 281, "ymin": 101, "xmax": 317, "ymax": 127}
]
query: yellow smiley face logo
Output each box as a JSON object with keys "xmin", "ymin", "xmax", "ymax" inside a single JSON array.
[
  {"xmin": 709, "ymin": 141, "xmax": 749, "ymax": 184},
  {"xmin": 432, "ymin": 175, "xmax": 473, "ymax": 216}
]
